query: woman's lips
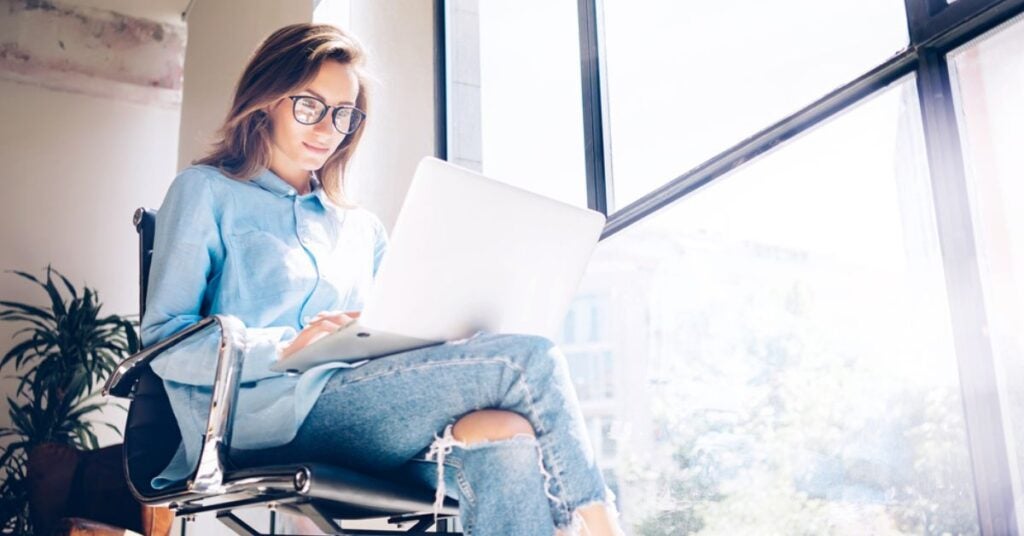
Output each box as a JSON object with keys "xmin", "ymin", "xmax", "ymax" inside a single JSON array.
[{"xmin": 303, "ymin": 141, "xmax": 330, "ymax": 154}]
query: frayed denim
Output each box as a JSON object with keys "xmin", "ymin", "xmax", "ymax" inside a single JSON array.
[{"xmin": 230, "ymin": 331, "xmax": 615, "ymax": 534}]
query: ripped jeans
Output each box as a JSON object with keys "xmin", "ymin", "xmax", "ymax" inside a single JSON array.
[{"xmin": 229, "ymin": 331, "xmax": 615, "ymax": 535}]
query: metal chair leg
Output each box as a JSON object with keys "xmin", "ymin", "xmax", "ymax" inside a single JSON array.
[
  {"xmin": 217, "ymin": 511, "xmax": 261, "ymax": 536},
  {"xmin": 294, "ymin": 501, "xmax": 346, "ymax": 535}
]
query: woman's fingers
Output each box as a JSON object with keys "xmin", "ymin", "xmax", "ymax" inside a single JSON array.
[
  {"xmin": 310, "ymin": 310, "xmax": 359, "ymax": 327},
  {"xmin": 281, "ymin": 311, "xmax": 361, "ymax": 361},
  {"xmin": 305, "ymin": 318, "xmax": 343, "ymax": 339},
  {"xmin": 303, "ymin": 326, "xmax": 336, "ymax": 347},
  {"xmin": 280, "ymin": 318, "xmax": 344, "ymax": 360}
]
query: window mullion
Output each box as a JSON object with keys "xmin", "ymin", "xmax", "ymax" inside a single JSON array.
[
  {"xmin": 914, "ymin": 47, "xmax": 1019, "ymax": 536},
  {"xmin": 577, "ymin": 0, "xmax": 609, "ymax": 216},
  {"xmin": 905, "ymin": 0, "xmax": 933, "ymax": 43},
  {"xmin": 434, "ymin": 0, "xmax": 448, "ymax": 161},
  {"xmin": 912, "ymin": 0, "xmax": 1024, "ymax": 48}
]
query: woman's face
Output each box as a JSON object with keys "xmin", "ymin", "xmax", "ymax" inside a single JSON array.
[{"xmin": 267, "ymin": 60, "xmax": 360, "ymax": 183}]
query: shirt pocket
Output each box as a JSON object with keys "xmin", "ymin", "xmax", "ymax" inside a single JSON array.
[{"xmin": 227, "ymin": 229, "xmax": 315, "ymax": 305}]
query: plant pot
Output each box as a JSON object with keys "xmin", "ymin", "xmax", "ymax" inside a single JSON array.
[{"xmin": 27, "ymin": 442, "xmax": 171, "ymax": 536}]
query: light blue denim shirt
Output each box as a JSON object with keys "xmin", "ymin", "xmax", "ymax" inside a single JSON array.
[{"xmin": 141, "ymin": 164, "xmax": 387, "ymax": 488}]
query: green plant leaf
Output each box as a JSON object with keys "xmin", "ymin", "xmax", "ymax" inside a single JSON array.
[
  {"xmin": 2, "ymin": 266, "xmax": 133, "ymax": 491},
  {"xmin": 0, "ymin": 440, "xmax": 27, "ymax": 470},
  {"xmin": 0, "ymin": 313, "xmax": 52, "ymax": 335},
  {"xmin": 0, "ymin": 300, "xmax": 54, "ymax": 321},
  {"xmin": 6, "ymin": 269, "xmax": 44, "ymax": 287},
  {"xmin": 42, "ymin": 266, "xmax": 67, "ymax": 319},
  {"xmin": 9, "ymin": 326, "xmax": 45, "ymax": 344},
  {"xmin": 7, "ymin": 401, "xmax": 34, "ymax": 438},
  {"xmin": 53, "ymin": 268, "xmax": 79, "ymax": 300},
  {"xmin": 0, "ymin": 450, "xmax": 31, "ymax": 534},
  {"xmin": 66, "ymin": 402, "xmax": 105, "ymax": 422},
  {"xmin": 1, "ymin": 338, "xmax": 44, "ymax": 370},
  {"xmin": 13, "ymin": 373, "xmax": 36, "ymax": 399},
  {"xmin": 84, "ymin": 429, "xmax": 99, "ymax": 450},
  {"xmin": 100, "ymin": 421, "xmax": 124, "ymax": 439}
]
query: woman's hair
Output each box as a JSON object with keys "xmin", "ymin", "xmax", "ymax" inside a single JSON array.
[{"xmin": 194, "ymin": 23, "xmax": 371, "ymax": 207}]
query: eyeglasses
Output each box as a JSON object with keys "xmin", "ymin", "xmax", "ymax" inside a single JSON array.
[{"xmin": 288, "ymin": 95, "xmax": 366, "ymax": 135}]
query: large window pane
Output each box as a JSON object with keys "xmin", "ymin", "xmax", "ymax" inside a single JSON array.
[
  {"xmin": 949, "ymin": 15, "xmax": 1024, "ymax": 530},
  {"xmin": 602, "ymin": 0, "xmax": 909, "ymax": 210},
  {"xmin": 445, "ymin": 0, "xmax": 587, "ymax": 206},
  {"xmin": 555, "ymin": 78, "xmax": 980, "ymax": 534}
]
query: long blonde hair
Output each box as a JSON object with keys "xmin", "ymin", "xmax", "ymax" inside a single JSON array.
[{"xmin": 195, "ymin": 23, "xmax": 371, "ymax": 207}]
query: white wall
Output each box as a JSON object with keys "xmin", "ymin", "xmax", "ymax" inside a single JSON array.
[
  {"xmin": 0, "ymin": 77, "xmax": 180, "ymax": 311},
  {"xmin": 0, "ymin": 57, "xmax": 181, "ymax": 444}
]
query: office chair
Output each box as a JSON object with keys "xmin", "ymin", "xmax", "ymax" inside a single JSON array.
[{"xmin": 103, "ymin": 208, "xmax": 462, "ymax": 536}]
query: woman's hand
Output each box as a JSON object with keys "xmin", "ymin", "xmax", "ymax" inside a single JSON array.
[{"xmin": 278, "ymin": 310, "xmax": 360, "ymax": 361}]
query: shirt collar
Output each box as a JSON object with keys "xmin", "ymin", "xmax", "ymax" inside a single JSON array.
[
  {"xmin": 251, "ymin": 167, "xmax": 328, "ymax": 200},
  {"xmin": 251, "ymin": 168, "xmax": 344, "ymax": 215},
  {"xmin": 312, "ymin": 173, "xmax": 348, "ymax": 213}
]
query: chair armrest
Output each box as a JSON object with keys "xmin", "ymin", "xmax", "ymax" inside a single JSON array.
[
  {"xmin": 103, "ymin": 317, "xmax": 219, "ymax": 398},
  {"xmin": 102, "ymin": 315, "xmax": 249, "ymax": 496},
  {"xmin": 189, "ymin": 314, "xmax": 246, "ymax": 495}
]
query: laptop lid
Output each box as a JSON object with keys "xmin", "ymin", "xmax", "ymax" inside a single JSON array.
[{"xmin": 359, "ymin": 157, "xmax": 606, "ymax": 341}]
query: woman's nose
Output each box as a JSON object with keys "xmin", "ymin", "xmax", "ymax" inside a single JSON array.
[{"xmin": 313, "ymin": 115, "xmax": 334, "ymax": 135}]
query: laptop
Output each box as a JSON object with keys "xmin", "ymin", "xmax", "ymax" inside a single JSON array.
[{"xmin": 270, "ymin": 157, "xmax": 606, "ymax": 374}]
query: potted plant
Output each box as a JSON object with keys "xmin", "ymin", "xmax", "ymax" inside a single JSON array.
[{"xmin": 0, "ymin": 266, "xmax": 140, "ymax": 535}]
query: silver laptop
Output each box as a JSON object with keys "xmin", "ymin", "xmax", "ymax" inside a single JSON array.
[{"xmin": 270, "ymin": 157, "xmax": 606, "ymax": 373}]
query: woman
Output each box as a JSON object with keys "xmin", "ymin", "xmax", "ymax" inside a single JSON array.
[{"xmin": 143, "ymin": 23, "xmax": 623, "ymax": 535}]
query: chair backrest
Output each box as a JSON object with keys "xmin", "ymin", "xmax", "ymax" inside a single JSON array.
[
  {"xmin": 133, "ymin": 208, "xmax": 157, "ymax": 328},
  {"xmin": 126, "ymin": 207, "xmax": 185, "ymax": 497}
]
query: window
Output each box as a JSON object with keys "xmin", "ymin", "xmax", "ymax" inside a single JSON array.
[
  {"xmin": 570, "ymin": 79, "xmax": 979, "ymax": 533},
  {"xmin": 601, "ymin": 0, "xmax": 909, "ymax": 209},
  {"xmin": 561, "ymin": 295, "xmax": 614, "ymax": 403},
  {"xmin": 442, "ymin": 0, "xmax": 1024, "ymax": 532},
  {"xmin": 444, "ymin": 0, "xmax": 588, "ymax": 206},
  {"xmin": 949, "ymin": 14, "xmax": 1024, "ymax": 525}
]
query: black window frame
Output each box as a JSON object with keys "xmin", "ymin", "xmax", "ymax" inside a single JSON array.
[{"xmin": 435, "ymin": 1, "xmax": 1024, "ymax": 533}]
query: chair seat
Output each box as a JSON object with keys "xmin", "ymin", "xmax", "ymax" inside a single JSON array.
[
  {"xmin": 274, "ymin": 463, "xmax": 458, "ymax": 517},
  {"xmin": 124, "ymin": 365, "xmax": 459, "ymax": 527},
  {"xmin": 167, "ymin": 463, "xmax": 458, "ymax": 520}
]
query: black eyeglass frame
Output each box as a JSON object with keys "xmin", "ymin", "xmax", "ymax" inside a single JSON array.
[{"xmin": 288, "ymin": 95, "xmax": 366, "ymax": 135}]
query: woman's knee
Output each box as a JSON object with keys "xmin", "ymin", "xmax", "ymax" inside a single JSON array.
[{"xmin": 452, "ymin": 409, "xmax": 536, "ymax": 445}]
